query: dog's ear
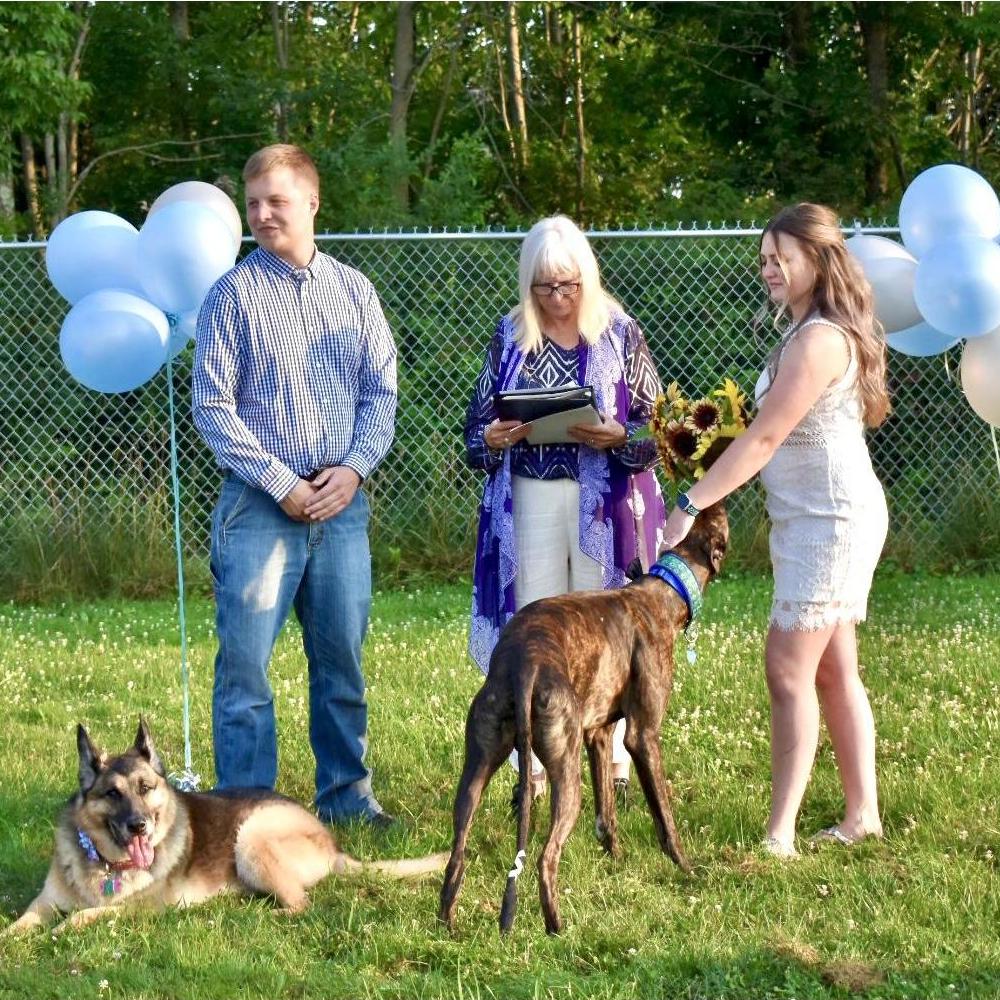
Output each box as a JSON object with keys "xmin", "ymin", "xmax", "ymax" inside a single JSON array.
[
  {"xmin": 697, "ymin": 503, "xmax": 729, "ymax": 577},
  {"xmin": 624, "ymin": 557, "xmax": 644, "ymax": 582},
  {"xmin": 134, "ymin": 717, "xmax": 165, "ymax": 777},
  {"xmin": 695, "ymin": 525, "xmax": 728, "ymax": 576},
  {"xmin": 77, "ymin": 724, "xmax": 106, "ymax": 793},
  {"xmin": 707, "ymin": 536, "xmax": 727, "ymax": 576}
]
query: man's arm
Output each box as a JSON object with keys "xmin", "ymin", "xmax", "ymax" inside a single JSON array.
[
  {"xmin": 191, "ymin": 283, "xmax": 299, "ymax": 502},
  {"xmin": 340, "ymin": 283, "xmax": 398, "ymax": 481}
]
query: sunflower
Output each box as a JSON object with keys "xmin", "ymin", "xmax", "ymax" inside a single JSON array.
[
  {"xmin": 647, "ymin": 378, "xmax": 753, "ymax": 491},
  {"xmin": 662, "ymin": 418, "xmax": 700, "ymax": 462},
  {"xmin": 689, "ymin": 398, "xmax": 722, "ymax": 432}
]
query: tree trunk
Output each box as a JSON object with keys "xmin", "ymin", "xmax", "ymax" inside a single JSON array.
[
  {"xmin": 424, "ymin": 34, "xmax": 460, "ymax": 180},
  {"xmin": 856, "ymin": 2, "xmax": 891, "ymax": 204},
  {"xmin": 958, "ymin": 0, "xmax": 982, "ymax": 166},
  {"xmin": 547, "ymin": 3, "xmax": 563, "ymax": 46},
  {"xmin": 44, "ymin": 133, "xmax": 57, "ymax": 214},
  {"xmin": 390, "ymin": 2, "xmax": 415, "ymax": 211},
  {"xmin": 271, "ymin": 2, "xmax": 290, "ymax": 141},
  {"xmin": 51, "ymin": 5, "xmax": 91, "ymax": 223},
  {"xmin": 55, "ymin": 117, "xmax": 70, "ymax": 226},
  {"xmin": 506, "ymin": 2, "xmax": 529, "ymax": 169},
  {"xmin": 171, "ymin": 0, "xmax": 190, "ymax": 42},
  {"xmin": 20, "ymin": 134, "xmax": 42, "ymax": 235},
  {"xmin": 492, "ymin": 17, "xmax": 517, "ymax": 165},
  {"xmin": 786, "ymin": 1, "xmax": 810, "ymax": 66},
  {"xmin": 0, "ymin": 131, "xmax": 14, "ymax": 224},
  {"xmin": 572, "ymin": 12, "xmax": 586, "ymax": 217}
]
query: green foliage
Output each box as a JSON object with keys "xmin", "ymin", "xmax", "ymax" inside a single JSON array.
[
  {"xmin": 0, "ymin": 4, "xmax": 90, "ymax": 134},
  {"xmin": 6, "ymin": 2, "xmax": 1000, "ymax": 232},
  {"xmin": 1, "ymin": 575, "xmax": 999, "ymax": 996}
]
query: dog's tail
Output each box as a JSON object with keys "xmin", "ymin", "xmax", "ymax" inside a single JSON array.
[
  {"xmin": 500, "ymin": 668, "xmax": 537, "ymax": 934},
  {"xmin": 339, "ymin": 851, "xmax": 449, "ymax": 879}
]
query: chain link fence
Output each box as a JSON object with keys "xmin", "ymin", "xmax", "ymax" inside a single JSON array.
[{"xmin": 1, "ymin": 227, "xmax": 996, "ymax": 600}]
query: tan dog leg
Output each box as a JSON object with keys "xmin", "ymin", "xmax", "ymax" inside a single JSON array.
[
  {"xmin": 235, "ymin": 804, "xmax": 342, "ymax": 913},
  {"xmin": 5, "ymin": 870, "xmax": 71, "ymax": 935}
]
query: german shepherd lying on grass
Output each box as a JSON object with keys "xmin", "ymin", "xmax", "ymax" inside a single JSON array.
[{"xmin": 5, "ymin": 720, "xmax": 447, "ymax": 935}]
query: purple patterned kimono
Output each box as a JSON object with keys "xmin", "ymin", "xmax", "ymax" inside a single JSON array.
[{"xmin": 467, "ymin": 312, "xmax": 666, "ymax": 673}]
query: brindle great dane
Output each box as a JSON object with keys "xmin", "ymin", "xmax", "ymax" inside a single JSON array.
[{"xmin": 439, "ymin": 503, "xmax": 728, "ymax": 935}]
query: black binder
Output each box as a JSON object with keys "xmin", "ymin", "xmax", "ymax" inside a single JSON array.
[
  {"xmin": 494, "ymin": 384, "xmax": 596, "ymax": 423},
  {"xmin": 493, "ymin": 385, "xmax": 601, "ymax": 445}
]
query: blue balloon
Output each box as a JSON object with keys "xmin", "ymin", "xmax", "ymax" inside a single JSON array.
[
  {"xmin": 167, "ymin": 309, "xmax": 198, "ymax": 360},
  {"xmin": 59, "ymin": 289, "xmax": 169, "ymax": 393},
  {"xmin": 137, "ymin": 201, "xmax": 237, "ymax": 314},
  {"xmin": 899, "ymin": 164, "xmax": 1000, "ymax": 258},
  {"xmin": 46, "ymin": 211, "xmax": 143, "ymax": 304},
  {"xmin": 885, "ymin": 322, "xmax": 961, "ymax": 357},
  {"xmin": 914, "ymin": 236, "xmax": 1000, "ymax": 339}
]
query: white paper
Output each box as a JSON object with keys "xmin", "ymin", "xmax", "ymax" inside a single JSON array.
[{"xmin": 523, "ymin": 404, "xmax": 601, "ymax": 444}]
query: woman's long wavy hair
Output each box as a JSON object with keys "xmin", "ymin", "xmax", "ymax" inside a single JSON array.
[
  {"xmin": 762, "ymin": 203, "xmax": 891, "ymax": 428},
  {"xmin": 510, "ymin": 215, "xmax": 621, "ymax": 354}
]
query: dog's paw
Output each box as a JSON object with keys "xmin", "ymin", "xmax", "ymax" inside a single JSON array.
[{"xmin": 3, "ymin": 915, "xmax": 44, "ymax": 937}]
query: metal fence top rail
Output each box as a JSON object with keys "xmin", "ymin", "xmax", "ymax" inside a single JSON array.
[{"xmin": 0, "ymin": 222, "xmax": 900, "ymax": 250}]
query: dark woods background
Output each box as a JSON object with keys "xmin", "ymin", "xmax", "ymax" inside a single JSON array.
[{"xmin": 1, "ymin": 1, "xmax": 998, "ymax": 237}]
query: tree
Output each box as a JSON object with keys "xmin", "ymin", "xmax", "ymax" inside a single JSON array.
[{"xmin": 0, "ymin": 3, "xmax": 91, "ymax": 234}]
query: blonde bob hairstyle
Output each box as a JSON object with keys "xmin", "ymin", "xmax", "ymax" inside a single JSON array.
[
  {"xmin": 762, "ymin": 203, "xmax": 891, "ymax": 428},
  {"xmin": 510, "ymin": 215, "xmax": 621, "ymax": 355}
]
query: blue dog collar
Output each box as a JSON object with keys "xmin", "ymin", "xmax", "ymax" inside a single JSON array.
[{"xmin": 648, "ymin": 552, "xmax": 703, "ymax": 627}]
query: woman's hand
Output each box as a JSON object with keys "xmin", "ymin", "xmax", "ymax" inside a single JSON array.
[
  {"xmin": 567, "ymin": 413, "xmax": 627, "ymax": 450},
  {"xmin": 661, "ymin": 504, "xmax": 696, "ymax": 551},
  {"xmin": 485, "ymin": 419, "xmax": 533, "ymax": 450}
]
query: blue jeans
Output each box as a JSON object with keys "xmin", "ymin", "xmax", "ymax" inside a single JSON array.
[{"xmin": 210, "ymin": 476, "xmax": 380, "ymax": 821}]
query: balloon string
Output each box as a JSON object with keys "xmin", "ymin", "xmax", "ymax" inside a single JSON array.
[{"xmin": 165, "ymin": 352, "xmax": 196, "ymax": 783}]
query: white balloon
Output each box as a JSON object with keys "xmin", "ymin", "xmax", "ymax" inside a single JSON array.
[
  {"xmin": 845, "ymin": 234, "xmax": 913, "ymax": 266},
  {"xmin": 59, "ymin": 289, "xmax": 169, "ymax": 393},
  {"xmin": 149, "ymin": 181, "xmax": 243, "ymax": 255},
  {"xmin": 899, "ymin": 163, "xmax": 1000, "ymax": 258},
  {"xmin": 137, "ymin": 201, "xmax": 237, "ymax": 315},
  {"xmin": 850, "ymin": 247, "xmax": 924, "ymax": 334},
  {"xmin": 960, "ymin": 328, "xmax": 1000, "ymax": 426},
  {"xmin": 46, "ymin": 211, "xmax": 143, "ymax": 304}
]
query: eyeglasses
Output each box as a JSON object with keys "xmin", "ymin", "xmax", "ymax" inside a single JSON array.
[{"xmin": 531, "ymin": 280, "xmax": 581, "ymax": 298}]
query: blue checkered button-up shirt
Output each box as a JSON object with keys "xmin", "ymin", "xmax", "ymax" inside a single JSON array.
[{"xmin": 192, "ymin": 246, "xmax": 397, "ymax": 502}]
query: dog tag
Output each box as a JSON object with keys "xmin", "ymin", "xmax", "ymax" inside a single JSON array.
[
  {"xmin": 102, "ymin": 876, "xmax": 116, "ymax": 897},
  {"xmin": 686, "ymin": 646, "xmax": 697, "ymax": 666}
]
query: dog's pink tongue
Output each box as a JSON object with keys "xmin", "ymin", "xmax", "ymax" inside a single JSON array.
[{"xmin": 127, "ymin": 835, "xmax": 154, "ymax": 869}]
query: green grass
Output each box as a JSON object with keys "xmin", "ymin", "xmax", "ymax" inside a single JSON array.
[{"xmin": 1, "ymin": 572, "xmax": 999, "ymax": 999}]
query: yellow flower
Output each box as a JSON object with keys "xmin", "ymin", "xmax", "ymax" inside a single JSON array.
[
  {"xmin": 649, "ymin": 377, "xmax": 753, "ymax": 490},
  {"xmin": 690, "ymin": 426, "xmax": 720, "ymax": 462}
]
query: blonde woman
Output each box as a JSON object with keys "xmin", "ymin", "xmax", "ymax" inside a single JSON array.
[
  {"xmin": 464, "ymin": 215, "xmax": 666, "ymax": 802},
  {"xmin": 661, "ymin": 203, "xmax": 891, "ymax": 857}
]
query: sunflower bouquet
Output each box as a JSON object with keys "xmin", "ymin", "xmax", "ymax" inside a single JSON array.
[{"xmin": 649, "ymin": 377, "xmax": 752, "ymax": 485}]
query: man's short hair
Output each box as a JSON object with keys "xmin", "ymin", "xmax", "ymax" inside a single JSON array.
[{"xmin": 243, "ymin": 144, "xmax": 319, "ymax": 192}]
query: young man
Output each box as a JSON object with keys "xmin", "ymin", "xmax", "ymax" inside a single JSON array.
[{"xmin": 192, "ymin": 144, "xmax": 398, "ymax": 826}]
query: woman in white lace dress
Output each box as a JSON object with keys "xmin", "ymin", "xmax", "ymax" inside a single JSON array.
[{"xmin": 661, "ymin": 203, "xmax": 890, "ymax": 857}]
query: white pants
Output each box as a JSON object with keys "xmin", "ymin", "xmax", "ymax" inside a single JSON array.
[{"xmin": 509, "ymin": 476, "xmax": 630, "ymax": 777}]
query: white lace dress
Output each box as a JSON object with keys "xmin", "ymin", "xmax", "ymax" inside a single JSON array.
[{"xmin": 755, "ymin": 314, "xmax": 888, "ymax": 632}]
